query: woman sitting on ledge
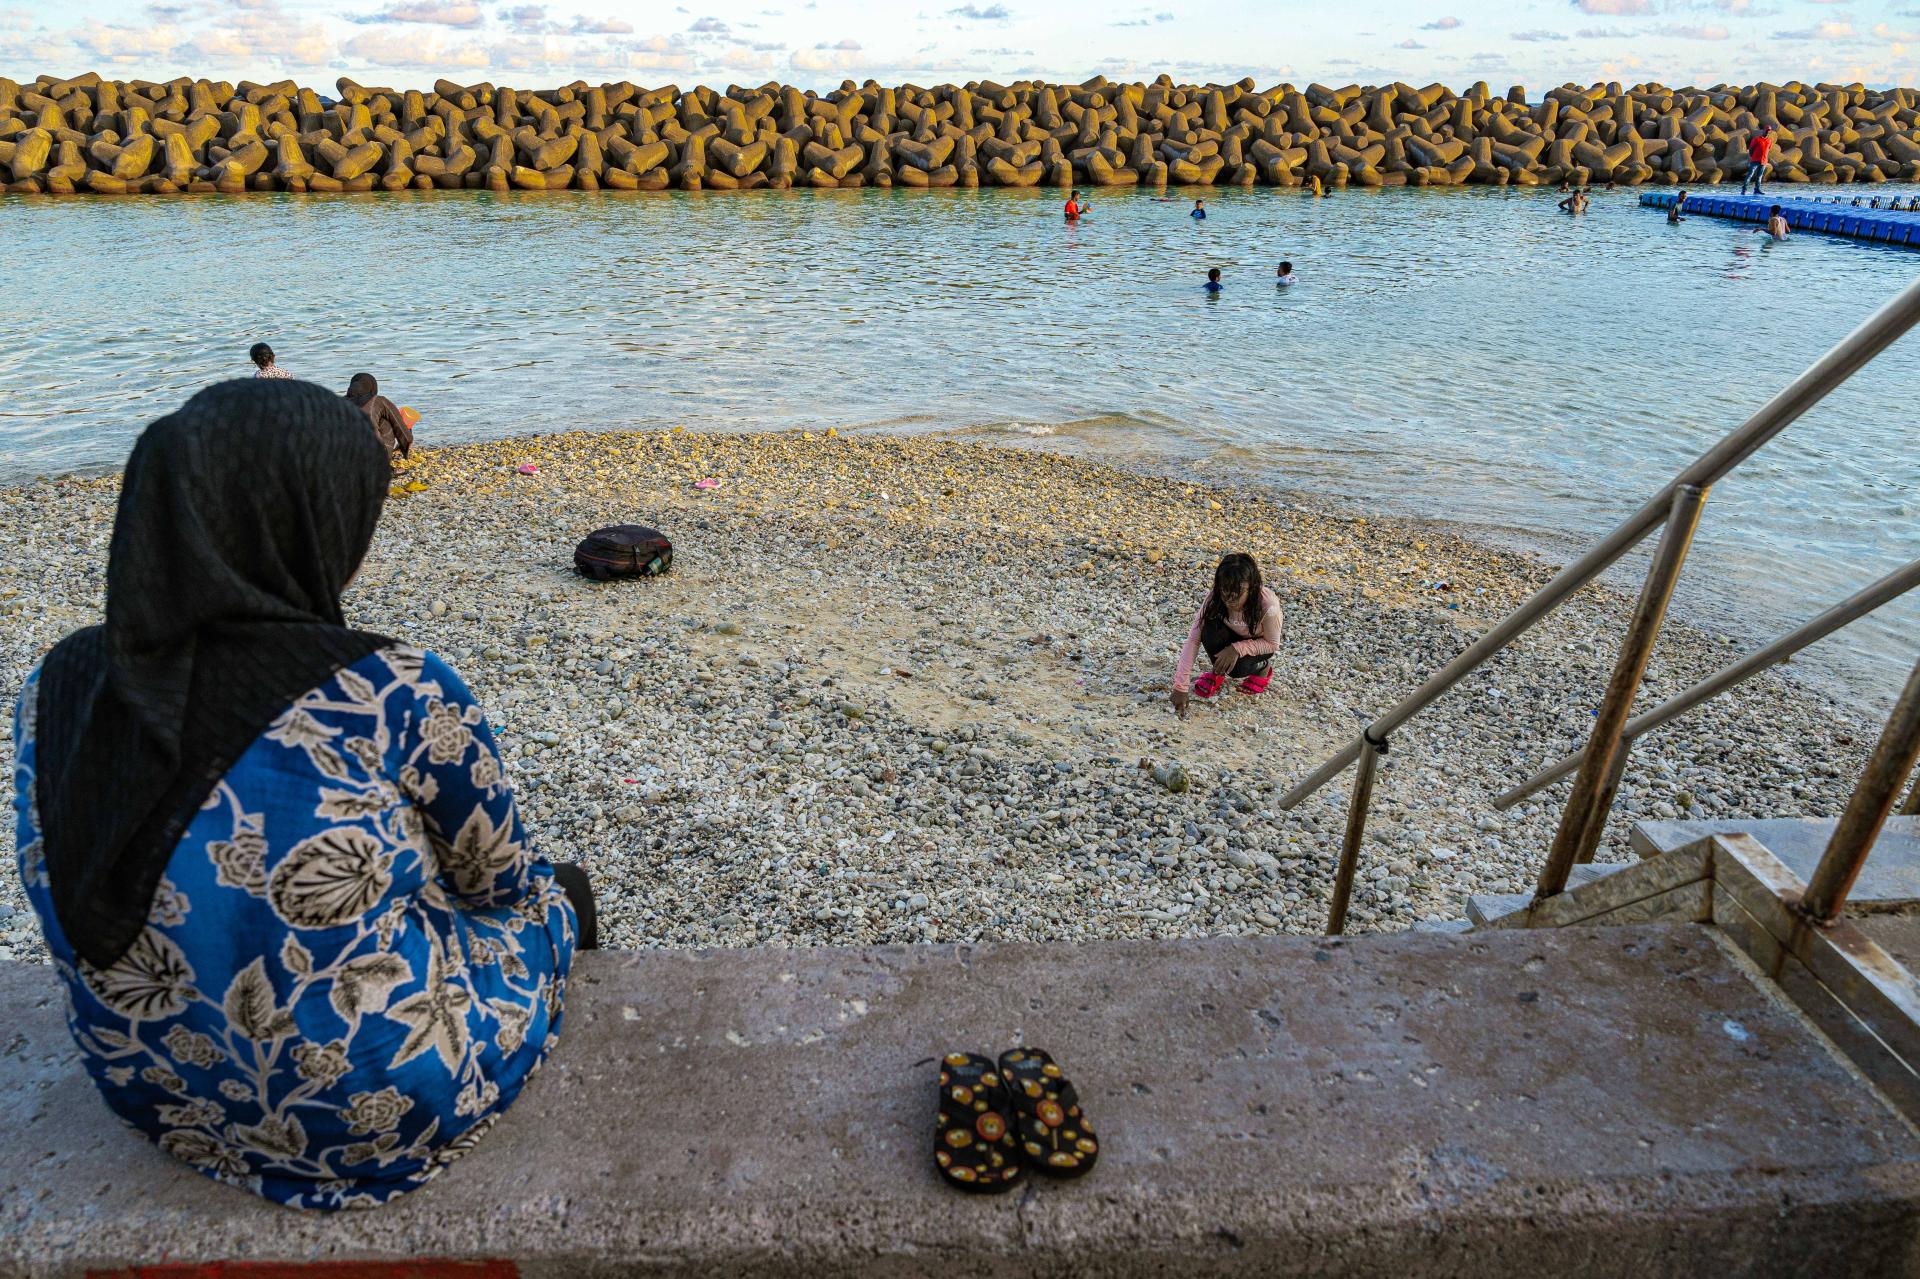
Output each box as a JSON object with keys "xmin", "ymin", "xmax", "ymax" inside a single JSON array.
[
  {"xmin": 12, "ymin": 380, "xmax": 593, "ymax": 1210},
  {"xmin": 1170, "ymin": 552, "xmax": 1283, "ymax": 719}
]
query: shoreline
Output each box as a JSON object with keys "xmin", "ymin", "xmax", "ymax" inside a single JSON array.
[{"xmin": 0, "ymin": 429, "xmax": 1881, "ymax": 962}]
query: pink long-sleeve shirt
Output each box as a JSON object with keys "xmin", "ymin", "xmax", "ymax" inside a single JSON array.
[{"xmin": 1173, "ymin": 587, "xmax": 1284, "ymax": 692}]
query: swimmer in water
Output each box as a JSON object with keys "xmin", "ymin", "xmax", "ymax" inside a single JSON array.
[
  {"xmin": 1275, "ymin": 260, "xmax": 1295, "ymax": 286},
  {"xmin": 1767, "ymin": 204, "xmax": 1789, "ymax": 240},
  {"xmin": 1204, "ymin": 267, "xmax": 1223, "ymax": 292},
  {"xmin": 1668, "ymin": 190, "xmax": 1688, "ymax": 224},
  {"xmin": 1192, "ymin": 198, "xmax": 1207, "ymax": 220},
  {"xmin": 1064, "ymin": 189, "xmax": 1087, "ymax": 220}
]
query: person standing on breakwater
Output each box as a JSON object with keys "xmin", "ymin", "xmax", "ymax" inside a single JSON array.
[
  {"xmin": 249, "ymin": 343, "xmax": 290, "ymax": 380},
  {"xmin": 1205, "ymin": 268, "xmax": 1223, "ymax": 293},
  {"xmin": 1742, "ymin": 125, "xmax": 1775, "ymax": 196},
  {"xmin": 345, "ymin": 373, "xmax": 412, "ymax": 462},
  {"xmin": 1276, "ymin": 261, "xmax": 1296, "ymax": 286},
  {"xmin": 1170, "ymin": 553, "xmax": 1282, "ymax": 718},
  {"xmin": 1192, "ymin": 198, "xmax": 1207, "ymax": 219},
  {"xmin": 1768, "ymin": 205, "xmax": 1790, "ymax": 240},
  {"xmin": 1064, "ymin": 190, "xmax": 1088, "ymax": 220},
  {"xmin": 12, "ymin": 380, "xmax": 593, "ymax": 1209}
]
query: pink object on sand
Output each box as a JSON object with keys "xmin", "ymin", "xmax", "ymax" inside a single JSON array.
[
  {"xmin": 693, "ymin": 477, "xmax": 721, "ymax": 489},
  {"xmin": 1238, "ymin": 673, "xmax": 1272, "ymax": 696},
  {"xmin": 516, "ymin": 463, "xmax": 540, "ymax": 475},
  {"xmin": 1193, "ymin": 673, "xmax": 1225, "ymax": 699}
]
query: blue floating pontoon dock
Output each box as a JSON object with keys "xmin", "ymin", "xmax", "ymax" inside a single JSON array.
[{"xmin": 1641, "ymin": 190, "xmax": 1920, "ymax": 247}]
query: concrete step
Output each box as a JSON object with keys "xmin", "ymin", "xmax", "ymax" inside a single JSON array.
[
  {"xmin": 1466, "ymin": 862, "xmax": 1633, "ymax": 927},
  {"xmin": 6, "ymin": 927, "xmax": 1920, "ymax": 1276},
  {"xmin": 1631, "ymin": 816, "xmax": 1920, "ymax": 910},
  {"xmin": 1411, "ymin": 918, "xmax": 1473, "ymax": 934}
]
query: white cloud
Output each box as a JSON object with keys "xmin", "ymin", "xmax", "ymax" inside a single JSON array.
[
  {"xmin": 368, "ymin": 0, "xmax": 484, "ymax": 27},
  {"xmin": 1396, "ymin": 37, "xmax": 1425, "ymax": 47},
  {"xmin": 342, "ymin": 29, "xmax": 487, "ymax": 65},
  {"xmin": 1422, "ymin": 16, "xmax": 1461, "ymax": 29},
  {"xmin": 572, "ymin": 15, "xmax": 633, "ymax": 32},
  {"xmin": 1773, "ymin": 19, "xmax": 1855, "ymax": 38},
  {"xmin": 1512, "ymin": 28, "xmax": 1568, "ymax": 40},
  {"xmin": 1661, "ymin": 23, "xmax": 1729, "ymax": 38},
  {"xmin": 1572, "ymin": 0, "xmax": 1650, "ymax": 14},
  {"xmin": 69, "ymin": 18, "xmax": 178, "ymax": 61},
  {"xmin": 948, "ymin": 4, "xmax": 1011, "ymax": 19}
]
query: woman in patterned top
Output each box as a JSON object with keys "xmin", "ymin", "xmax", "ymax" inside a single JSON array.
[
  {"xmin": 249, "ymin": 342, "xmax": 290, "ymax": 379},
  {"xmin": 13, "ymin": 380, "xmax": 588, "ymax": 1210}
]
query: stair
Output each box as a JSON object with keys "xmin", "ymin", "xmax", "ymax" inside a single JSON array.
[
  {"xmin": 1464, "ymin": 861, "xmax": 1633, "ymax": 927},
  {"xmin": 1630, "ymin": 816, "xmax": 1920, "ymax": 910}
]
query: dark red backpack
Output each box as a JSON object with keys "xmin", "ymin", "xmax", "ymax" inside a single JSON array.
[{"xmin": 573, "ymin": 525, "xmax": 672, "ymax": 580}]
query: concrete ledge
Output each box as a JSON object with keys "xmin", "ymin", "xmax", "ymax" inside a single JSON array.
[{"xmin": 6, "ymin": 928, "xmax": 1920, "ymax": 1277}]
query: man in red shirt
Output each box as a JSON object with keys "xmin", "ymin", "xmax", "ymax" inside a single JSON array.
[
  {"xmin": 1741, "ymin": 124, "xmax": 1775, "ymax": 196},
  {"xmin": 1064, "ymin": 189, "xmax": 1087, "ymax": 220}
]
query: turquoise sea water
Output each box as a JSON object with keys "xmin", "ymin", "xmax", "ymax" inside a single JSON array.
[{"xmin": 2, "ymin": 183, "xmax": 1916, "ymax": 705}]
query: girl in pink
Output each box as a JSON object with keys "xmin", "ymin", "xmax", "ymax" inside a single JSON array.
[{"xmin": 1170, "ymin": 553, "xmax": 1283, "ymax": 719}]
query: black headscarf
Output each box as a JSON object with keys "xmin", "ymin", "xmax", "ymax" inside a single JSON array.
[
  {"xmin": 35, "ymin": 380, "xmax": 394, "ymax": 969},
  {"xmin": 345, "ymin": 373, "xmax": 377, "ymax": 406}
]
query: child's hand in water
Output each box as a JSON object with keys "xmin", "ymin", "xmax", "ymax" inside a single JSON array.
[
  {"xmin": 1211, "ymin": 649, "xmax": 1238, "ymax": 678},
  {"xmin": 1171, "ymin": 689, "xmax": 1189, "ymax": 719}
]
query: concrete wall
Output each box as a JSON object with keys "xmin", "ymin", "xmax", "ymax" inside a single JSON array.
[{"xmin": 5, "ymin": 926, "xmax": 1920, "ymax": 1277}]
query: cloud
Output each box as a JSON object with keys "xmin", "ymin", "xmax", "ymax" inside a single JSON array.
[
  {"xmin": 688, "ymin": 15, "xmax": 729, "ymax": 32},
  {"xmin": 361, "ymin": 0, "xmax": 484, "ymax": 26},
  {"xmin": 498, "ymin": 4, "xmax": 555, "ymax": 32},
  {"xmin": 1873, "ymin": 21, "xmax": 1920, "ymax": 39},
  {"xmin": 1575, "ymin": 25, "xmax": 1629, "ymax": 36},
  {"xmin": 572, "ymin": 14, "xmax": 633, "ymax": 32},
  {"xmin": 1571, "ymin": 0, "xmax": 1650, "ymax": 13},
  {"xmin": 69, "ymin": 17, "xmax": 177, "ymax": 61},
  {"xmin": 813, "ymin": 36, "xmax": 860, "ymax": 47},
  {"xmin": 1773, "ymin": 18, "xmax": 1854, "ymax": 37},
  {"xmin": 1396, "ymin": 37, "xmax": 1425, "ymax": 47},
  {"xmin": 143, "ymin": 3, "xmax": 190, "ymax": 19},
  {"xmin": 1512, "ymin": 27, "xmax": 1569, "ymax": 40},
  {"xmin": 174, "ymin": 0, "xmax": 336, "ymax": 66},
  {"xmin": 948, "ymin": 3, "xmax": 1011, "ymax": 18},
  {"xmin": 1660, "ymin": 22, "xmax": 1729, "ymax": 37},
  {"xmin": 342, "ymin": 28, "xmax": 488, "ymax": 66},
  {"xmin": 1422, "ymin": 16, "xmax": 1461, "ymax": 28}
]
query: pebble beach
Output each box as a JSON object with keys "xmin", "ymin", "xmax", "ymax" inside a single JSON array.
[{"xmin": 0, "ymin": 428, "xmax": 1881, "ymax": 962}]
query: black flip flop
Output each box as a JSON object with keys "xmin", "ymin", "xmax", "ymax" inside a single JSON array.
[
  {"xmin": 999, "ymin": 1047, "xmax": 1099, "ymax": 1178},
  {"xmin": 934, "ymin": 1052, "xmax": 1025, "ymax": 1194}
]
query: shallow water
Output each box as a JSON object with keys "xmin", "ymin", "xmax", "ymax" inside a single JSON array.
[{"xmin": 2, "ymin": 183, "xmax": 1917, "ymax": 706}]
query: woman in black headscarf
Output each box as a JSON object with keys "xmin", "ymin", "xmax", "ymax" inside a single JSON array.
[
  {"xmin": 345, "ymin": 372, "xmax": 412, "ymax": 461},
  {"xmin": 14, "ymin": 379, "xmax": 589, "ymax": 1210}
]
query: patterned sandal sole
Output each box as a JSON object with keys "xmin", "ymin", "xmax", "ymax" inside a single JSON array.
[
  {"xmin": 999, "ymin": 1047, "xmax": 1099, "ymax": 1178},
  {"xmin": 934, "ymin": 1052, "xmax": 1025, "ymax": 1194}
]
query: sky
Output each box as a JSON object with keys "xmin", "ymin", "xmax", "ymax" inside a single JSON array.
[{"xmin": 4, "ymin": 0, "xmax": 1920, "ymax": 94}]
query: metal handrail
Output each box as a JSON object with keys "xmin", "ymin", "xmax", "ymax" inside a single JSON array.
[
  {"xmin": 1287, "ymin": 273, "xmax": 1920, "ymax": 933},
  {"xmin": 1495, "ymin": 557, "xmax": 1920, "ymax": 811},
  {"xmin": 1279, "ymin": 271, "xmax": 1920, "ymax": 816},
  {"xmin": 1802, "ymin": 656, "xmax": 1920, "ymax": 925}
]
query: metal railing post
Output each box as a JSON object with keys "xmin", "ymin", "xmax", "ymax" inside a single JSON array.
[
  {"xmin": 1537, "ymin": 484, "xmax": 1708, "ymax": 900},
  {"xmin": 1801, "ymin": 656, "xmax": 1920, "ymax": 926},
  {"xmin": 1277, "ymin": 275, "xmax": 1920, "ymax": 814},
  {"xmin": 1495, "ymin": 557, "xmax": 1920, "ymax": 811},
  {"xmin": 1325, "ymin": 731, "xmax": 1385, "ymax": 935}
]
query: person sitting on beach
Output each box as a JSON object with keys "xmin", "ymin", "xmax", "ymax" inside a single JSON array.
[
  {"xmin": 1064, "ymin": 189, "xmax": 1087, "ymax": 220},
  {"xmin": 1768, "ymin": 205, "xmax": 1789, "ymax": 240},
  {"xmin": 1170, "ymin": 552, "xmax": 1283, "ymax": 718},
  {"xmin": 249, "ymin": 342, "xmax": 290, "ymax": 380},
  {"xmin": 1668, "ymin": 191, "xmax": 1688, "ymax": 224},
  {"xmin": 12, "ymin": 380, "xmax": 594, "ymax": 1210},
  {"xmin": 1275, "ymin": 261, "xmax": 1295, "ymax": 287},
  {"xmin": 345, "ymin": 372, "xmax": 412, "ymax": 462},
  {"xmin": 1191, "ymin": 198, "xmax": 1207, "ymax": 219},
  {"xmin": 1204, "ymin": 267, "xmax": 1223, "ymax": 293}
]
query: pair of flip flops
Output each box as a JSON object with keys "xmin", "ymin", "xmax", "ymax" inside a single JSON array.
[
  {"xmin": 1192, "ymin": 672, "xmax": 1270, "ymax": 698},
  {"xmin": 934, "ymin": 1048, "xmax": 1098, "ymax": 1193}
]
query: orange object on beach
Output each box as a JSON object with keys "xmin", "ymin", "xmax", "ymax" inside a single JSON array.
[{"xmin": 400, "ymin": 406, "xmax": 421, "ymax": 428}]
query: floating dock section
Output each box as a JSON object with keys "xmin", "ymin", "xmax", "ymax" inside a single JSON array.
[{"xmin": 1641, "ymin": 190, "xmax": 1920, "ymax": 247}]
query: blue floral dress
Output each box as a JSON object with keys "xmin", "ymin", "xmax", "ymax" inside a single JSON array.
[{"xmin": 11, "ymin": 644, "xmax": 577, "ymax": 1210}]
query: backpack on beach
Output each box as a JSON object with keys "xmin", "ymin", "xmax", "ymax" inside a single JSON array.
[{"xmin": 573, "ymin": 525, "xmax": 673, "ymax": 580}]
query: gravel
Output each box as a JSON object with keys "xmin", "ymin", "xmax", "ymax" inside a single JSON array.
[{"xmin": 0, "ymin": 428, "xmax": 1883, "ymax": 962}]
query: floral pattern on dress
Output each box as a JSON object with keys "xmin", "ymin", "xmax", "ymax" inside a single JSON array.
[{"xmin": 11, "ymin": 645, "xmax": 576, "ymax": 1211}]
